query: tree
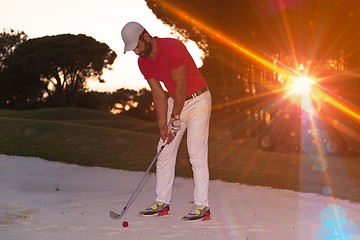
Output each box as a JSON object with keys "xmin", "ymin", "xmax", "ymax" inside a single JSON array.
[
  {"xmin": 75, "ymin": 91, "xmax": 114, "ymax": 111},
  {"xmin": 0, "ymin": 29, "xmax": 29, "ymax": 108},
  {"xmin": 129, "ymin": 88, "xmax": 157, "ymax": 121},
  {"xmin": 144, "ymin": 0, "xmax": 360, "ymax": 131},
  {"xmin": 0, "ymin": 29, "xmax": 27, "ymax": 70},
  {"xmin": 103, "ymin": 88, "xmax": 157, "ymax": 121},
  {"xmin": 2, "ymin": 34, "xmax": 117, "ymax": 107},
  {"xmin": 145, "ymin": 0, "xmax": 360, "ymax": 61},
  {"xmin": 0, "ymin": 53, "xmax": 44, "ymax": 109}
]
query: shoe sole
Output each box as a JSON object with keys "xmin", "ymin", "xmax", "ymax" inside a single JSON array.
[
  {"xmin": 182, "ymin": 213, "xmax": 211, "ymax": 222},
  {"xmin": 139, "ymin": 210, "xmax": 169, "ymax": 217}
]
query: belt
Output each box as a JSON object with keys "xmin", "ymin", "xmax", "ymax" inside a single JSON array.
[{"xmin": 185, "ymin": 85, "xmax": 209, "ymax": 101}]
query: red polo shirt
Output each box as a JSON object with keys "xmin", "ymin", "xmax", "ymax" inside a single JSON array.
[{"xmin": 138, "ymin": 37, "xmax": 207, "ymax": 98}]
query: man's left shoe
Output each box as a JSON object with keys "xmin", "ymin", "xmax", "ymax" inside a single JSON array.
[
  {"xmin": 139, "ymin": 202, "xmax": 170, "ymax": 217},
  {"xmin": 182, "ymin": 205, "xmax": 211, "ymax": 221}
]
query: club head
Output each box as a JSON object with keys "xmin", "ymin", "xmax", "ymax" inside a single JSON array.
[
  {"xmin": 109, "ymin": 140, "xmax": 168, "ymax": 221},
  {"xmin": 109, "ymin": 211, "xmax": 122, "ymax": 219}
]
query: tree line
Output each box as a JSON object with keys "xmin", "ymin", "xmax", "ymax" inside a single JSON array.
[
  {"xmin": 145, "ymin": 0, "xmax": 360, "ymax": 134},
  {"xmin": 2, "ymin": 0, "xmax": 360, "ymax": 136},
  {"xmin": 0, "ymin": 30, "xmax": 114, "ymax": 108},
  {"xmin": 0, "ymin": 30, "xmax": 157, "ymax": 121}
]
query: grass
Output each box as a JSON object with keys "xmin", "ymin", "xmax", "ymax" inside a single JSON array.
[
  {"xmin": 0, "ymin": 108, "xmax": 359, "ymax": 203},
  {"xmin": 0, "ymin": 108, "xmax": 160, "ymax": 170}
]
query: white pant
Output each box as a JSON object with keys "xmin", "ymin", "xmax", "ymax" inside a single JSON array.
[{"xmin": 155, "ymin": 90, "xmax": 212, "ymax": 207}]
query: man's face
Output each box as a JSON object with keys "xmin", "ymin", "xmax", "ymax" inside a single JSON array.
[{"xmin": 133, "ymin": 38, "xmax": 152, "ymax": 59}]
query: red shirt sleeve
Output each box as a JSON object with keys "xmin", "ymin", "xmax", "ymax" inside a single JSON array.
[{"xmin": 166, "ymin": 40, "xmax": 188, "ymax": 70}]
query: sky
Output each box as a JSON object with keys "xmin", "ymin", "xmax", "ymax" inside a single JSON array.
[
  {"xmin": 1, "ymin": 154, "xmax": 360, "ymax": 240},
  {"xmin": 0, "ymin": 0, "xmax": 204, "ymax": 92}
]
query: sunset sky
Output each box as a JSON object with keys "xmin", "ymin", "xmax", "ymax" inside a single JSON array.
[{"xmin": 0, "ymin": 0, "xmax": 204, "ymax": 92}]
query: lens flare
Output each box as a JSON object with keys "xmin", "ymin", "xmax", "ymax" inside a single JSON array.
[
  {"xmin": 322, "ymin": 186, "xmax": 332, "ymax": 196},
  {"xmin": 288, "ymin": 77, "xmax": 314, "ymax": 95}
]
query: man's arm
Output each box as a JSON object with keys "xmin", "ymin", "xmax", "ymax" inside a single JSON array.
[
  {"xmin": 171, "ymin": 64, "xmax": 187, "ymax": 117},
  {"xmin": 147, "ymin": 64, "xmax": 187, "ymax": 144},
  {"xmin": 147, "ymin": 78, "xmax": 169, "ymax": 141}
]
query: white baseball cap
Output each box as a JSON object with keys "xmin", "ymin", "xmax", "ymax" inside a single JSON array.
[{"xmin": 121, "ymin": 22, "xmax": 145, "ymax": 54}]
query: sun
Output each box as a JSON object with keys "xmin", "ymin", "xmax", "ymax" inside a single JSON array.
[{"xmin": 287, "ymin": 76, "xmax": 314, "ymax": 95}]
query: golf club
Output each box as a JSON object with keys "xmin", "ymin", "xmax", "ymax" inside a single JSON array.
[{"xmin": 109, "ymin": 138, "xmax": 168, "ymax": 219}]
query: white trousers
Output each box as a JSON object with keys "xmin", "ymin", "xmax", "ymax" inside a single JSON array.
[{"xmin": 155, "ymin": 90, "xmax": 212, "ymax": 207}]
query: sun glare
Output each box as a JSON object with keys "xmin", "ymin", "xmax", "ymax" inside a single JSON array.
[{"xmin": 288, "ymin": 77, "xmax": 314, "ymax": 95}]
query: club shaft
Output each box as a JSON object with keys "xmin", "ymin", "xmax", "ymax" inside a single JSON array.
[{"xmin": 117, "ymin": 141, "xmax": 167, "ymax": 218}]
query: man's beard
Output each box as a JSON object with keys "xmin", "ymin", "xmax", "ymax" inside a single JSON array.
[{"xmin": 139, "ymin": 40, "xmax": 152, "ymax": 59}]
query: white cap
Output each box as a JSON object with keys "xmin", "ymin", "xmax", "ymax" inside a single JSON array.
[{"xmin": 121, "ymin": 22, "xmax": 145, "ymax": 54}]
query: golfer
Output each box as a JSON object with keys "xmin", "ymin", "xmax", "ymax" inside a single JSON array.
[{"xmin": 121, "ymin": 21, "xmax": 212, "ymax": 221}]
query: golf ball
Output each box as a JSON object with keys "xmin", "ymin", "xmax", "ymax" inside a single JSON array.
[{"xmin": 122, "ymin": 221, "xmax": 129, "ymax": 227}]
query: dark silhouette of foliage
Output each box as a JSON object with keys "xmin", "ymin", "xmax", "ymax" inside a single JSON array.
[
  {"xmin": 127, "ymin": 88, "xmax": 157, "ymax": 121},
  {"xmin": 144, "ymin": 0, "xmax": 360, "ymax": 133},
  {"xmin": 145, "ymin": 0, "xmax": 360, "ymax": 60},
  {"xmin": 75, "ymin": 88, "xmax": 157, "ymax": 121},
  {"xmin": 0, "ymin": 53, "xmax": 44, "ymax": 109},
  {"xmin": 0, "ymin": 29, "xmax": 27, "ymax": 70},
  {"xmin": 1, "ymin": 34, "xmax": 117, "ymax": 108},
  {"xmin": 0, "ymin": 29, "xmax": 29, "ymax": 109},
  {"xmin": 76, "ymin": 91, "xmax": 114, "ymax": 111}
]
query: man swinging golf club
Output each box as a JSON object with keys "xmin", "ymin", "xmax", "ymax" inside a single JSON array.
[{"xmin": 121, "ymin": 21, "xmax": 212, "ymax": 221}]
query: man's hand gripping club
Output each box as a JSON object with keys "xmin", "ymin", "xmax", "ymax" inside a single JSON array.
[{"xmin": 161, "ymin": 115, "xmax": 181, "ymax": 144}]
